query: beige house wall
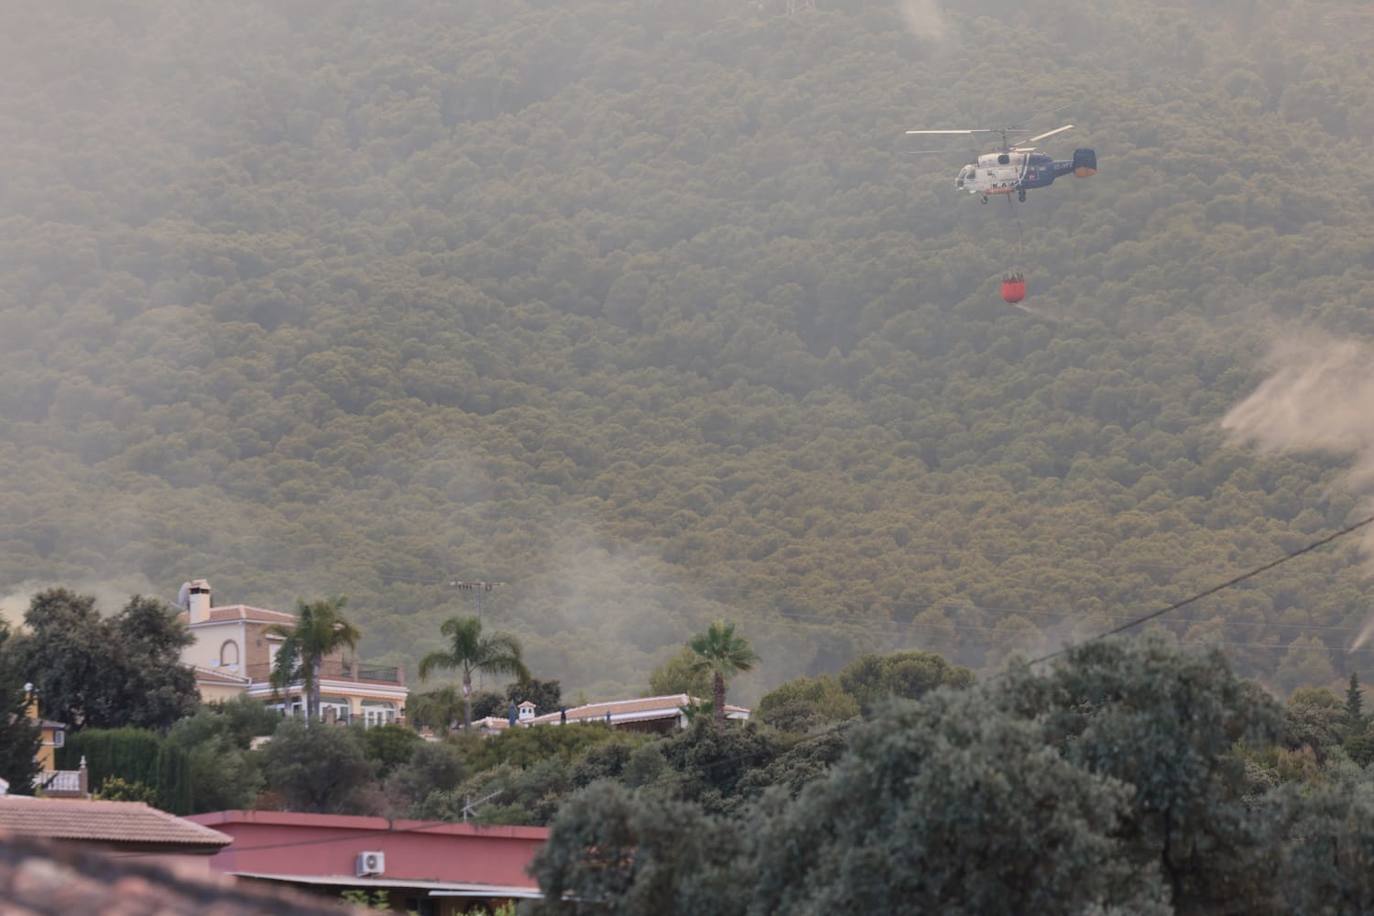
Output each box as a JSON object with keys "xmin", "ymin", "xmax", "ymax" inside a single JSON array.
[
  {"xmin": 197, "ymin": 682, "xmax": 248, "ymax": 704},
  {"xmin": 248, "ymin": 681, "xmax": 407, "ymax": 721},
  {"xmin": 37, "ymin": 725, "xmax": 61, "ymax": 770},
  {"xmin": 184, "ymin": 621, "xmax": 248, "ymax": 674},
  {"xmin": 242, "ymin": 621, "xmax": 277, "ymax": 676}
]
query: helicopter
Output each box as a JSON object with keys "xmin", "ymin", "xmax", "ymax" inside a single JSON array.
[{"xmin": 904, "ymin": 124, "xmax": 1097, "ymax": 204}]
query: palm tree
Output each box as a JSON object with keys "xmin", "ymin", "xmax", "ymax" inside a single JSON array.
[
  {"xmin": 267, "ymin": 597, "xmax": 360, "ymax": 728},
  {"xmin": 418, "ymin": 616, "xmax": 530, "ymax": 731},
  {"xmin": 689, "ymin": 620, "xmax": 759, "ymax": 728},
  {"xmin": 408, "ymin": 685, "xmax": 466, "ymax": 736}
]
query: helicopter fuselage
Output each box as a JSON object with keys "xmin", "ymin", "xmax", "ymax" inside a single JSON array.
[{"xmin": 955, "ymin": 148, "xmax": 1096, "ymax": 198}]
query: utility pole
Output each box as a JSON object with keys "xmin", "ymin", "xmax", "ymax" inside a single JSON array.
[
  {"xmin": 448, "ymin": 579, "xmax": 507, "ymax": 689},
  {"xmin": 447, "ymin": 579, "xmax": 506, "ymax": 626}
]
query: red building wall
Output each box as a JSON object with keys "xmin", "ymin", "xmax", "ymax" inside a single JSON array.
[{"xmin": 187, "ymin": 811, "xmax": 547, "ymax": 890}]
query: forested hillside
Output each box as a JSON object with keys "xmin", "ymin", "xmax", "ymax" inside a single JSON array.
[{"xmin": 2, "ymin": 0, "xmax": 1372, "ymax": 699}]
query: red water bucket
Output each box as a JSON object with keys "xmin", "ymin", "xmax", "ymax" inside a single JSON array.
[{"xmin": 1001, "ymin": 273, "xmax": 1026, "ymax": 304}]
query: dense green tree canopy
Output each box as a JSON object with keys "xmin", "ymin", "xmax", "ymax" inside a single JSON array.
[
  {"xmin": 756, "ymin": 674, "xmax": 857, "ymax": 733},
  {"xmin": 163, "ymin": 698, "xmax": 276, "ymax": 812},
  {"xmin": 262, "ymin": 719, "xmax": 377, "ymax": 814},
  {"xmin": 999, "ymin": 637, "xmax": 1283, "ymax": 913},
  {"xmin": 0, "ymin": 0, "xmax": 1371, "ymax": 700},
  {"xmin": 16, "ymin": 589, "xmax": 197, "ymax": 731},
  {"xmin": 530, "ymin": 781, "xmax": 745, "ymax": 916},
  {"xmin": 749, "ymin": 688, "xmax": 1170, "ymax": 915},
  {"xmin": 536, "ymin": 639, "xmax": 1374, "ymax": 914},
  {"xmin": 0, "ymin": 623, "xmax": 40, "ymax": 794},
  {"xmin": 837, "ymin": 648, "xmax": 974, "ymax": 713}
]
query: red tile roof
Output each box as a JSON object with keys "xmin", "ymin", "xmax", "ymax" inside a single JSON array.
[
  {"xmin": 179, "ymin": 605, "xmax": 297, "ymax": 625},
  {"xmin": 528, "ymin": 694, "xmax": 750, "ymax": 725},
  {"xmin": 192, "ymin": 666, "xmax": 252, "ymax": 687},
  {"xmin": 0, "ymin": 798, "xmax": 232, "ymax": 852},
  {"xmin": 212, "ymin": 604, "xmax": 297, "ymax": 623},
  {"xmin": 190, "ymin": 809, "xmax": 549, "ymax": 840}
]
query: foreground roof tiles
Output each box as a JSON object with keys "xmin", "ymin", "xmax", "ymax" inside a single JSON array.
[
  {"xmin": 0, "ymin": 832, "xmax": 349, "ymax": 915},
  {"xmin": 0, "ymin": 798, "xmax": 232, "ymax": 850}
]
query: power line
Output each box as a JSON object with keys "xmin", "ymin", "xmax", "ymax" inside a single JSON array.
[
  {"xmin": 731, "ymin": 611, "xmax": 1374, "ymax": 663},
  {"xmin": 748, "ymin": 605, "xmax": 1374, "ymax": 636},
  {"xmin": 1029, "ymin": 513, "xmax": 1374, "ymax": 666},
  {"xmin": 702, "ymin": 517, "xmax": 1374, "ymax": 779},
  {"xmin": 750, "ymin": 614, "xmax": 1374, "ymax": 652},
  {"xmin": 446, "ymin": 579, "xmax": 507, "ymax": 624}
]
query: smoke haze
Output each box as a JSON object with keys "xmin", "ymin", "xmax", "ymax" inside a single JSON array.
[
  {"xmin": 0, "ymin": 575, "xmax": 162, "ymax": 626},
  {"xmin": 1221, "ymin": 333, "xmax": 1374, "ymax": 650},
  {"xmin": 1222, "ymin": 334, "xmax": 1374, "ymax": 491},
  {"xmin": 897, "ymin": 0, "xmax": 949, "ymax": 42}
]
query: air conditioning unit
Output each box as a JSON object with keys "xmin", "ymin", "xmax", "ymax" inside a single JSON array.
[{"xmin": 356, "ymin": 851, "xmax": 386, "ymax": 877}]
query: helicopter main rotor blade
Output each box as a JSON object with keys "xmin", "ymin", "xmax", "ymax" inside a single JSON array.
[
  {"xmin": 1018, "ymin": 124, "xmax": 1074, "ymax": 146},
  {"xmin": 903, "ymin": 129, "xmax": 1001, "ymax": 135},
  {"xmin": 986, "ymin": 101, "xmax": 1073, "ymax": 132}
]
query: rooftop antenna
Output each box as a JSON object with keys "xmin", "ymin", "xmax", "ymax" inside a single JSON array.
[{"xmin": 461, "ymin": 789, "xmax": 503, "ymax": 823}]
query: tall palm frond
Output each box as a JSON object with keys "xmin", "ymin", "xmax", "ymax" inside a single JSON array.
[
  {"xmin": 689, "ymin": 620, "xmax": 758, "ymax": 727},
  {"xmin": 419, "ymin": 615, "xmax": 530, "ymax": 730},
  {"xmin": 265, "ymin": 597, "xmax": 358, "ymax": 727}
]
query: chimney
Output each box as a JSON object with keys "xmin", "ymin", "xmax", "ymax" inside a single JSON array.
[{"xmin": 187, "ymin": 579, "xmax": 212, "ymax": 624}]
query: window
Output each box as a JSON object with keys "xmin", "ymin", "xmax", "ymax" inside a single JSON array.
[
  {"xmin": 319, "ymin": 697, "xmax": 351, "ymax": 724},
  {"xmin": 51, "ymin": 729, "xmax": 64, "ymax": 748},
  {"xmin": 362, "ymin": 701, "xmax": 397, "ymax": 728},
  {"xmin": 269, "ymin": 699, "xmax": 304, "ymax": 718},
  {"xmin": 219, "ymin": 640, "xmax": 240, "ymax": 669}
]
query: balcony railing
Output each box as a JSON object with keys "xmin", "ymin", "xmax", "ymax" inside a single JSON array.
[{"xmin": 243, "ymin": 659, "xmax": 404, "ymax": 686}]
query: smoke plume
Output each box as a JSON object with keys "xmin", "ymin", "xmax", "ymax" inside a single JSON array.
[
  {"xmin": 0, "ymin": 575, "xmax": 162, "ymax": 626},
  {"xmin": 1221, "ymin": 333, "xmax": 1374, "ymax": 649},
  {"xmin": 1222, "ymin": 334, "xmax": 1374, "ymax": 489},
  {"xmin": 898, "ymin": 0, "xmax": 949, "ymax": 42}
]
